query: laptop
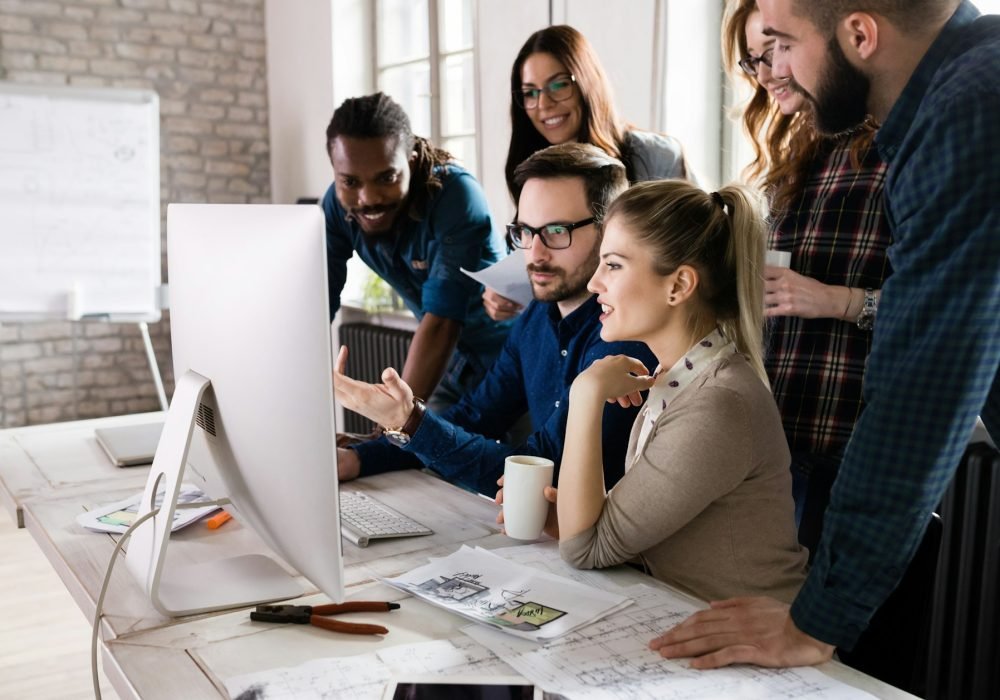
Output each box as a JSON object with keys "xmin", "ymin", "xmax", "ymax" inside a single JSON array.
[{"xmin": 94, "ymin": 422, "xmax": 164, "ymax": 467}]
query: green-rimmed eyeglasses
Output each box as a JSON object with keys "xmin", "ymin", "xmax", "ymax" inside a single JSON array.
[
  {"xmin": 514, "ymin": 74, "xmax": 577, "ymax": 110},
  {"xmin": 738, "ymin": 49, "xmax": 773, "ymax": 77},
  {"xmin": 506, "ymin": 217, "xmax": 595, "ymax": 250}
]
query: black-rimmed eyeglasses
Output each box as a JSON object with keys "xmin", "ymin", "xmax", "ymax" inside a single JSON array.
[
  {"xmin": 738, "ymin": 49, "xmax": 773, "ymax": 77},
  {"xmin": 514, "ymin": 74, "xmax": 577, "ymax": 110},
  {"xmin": 506, "ymin": 217, "xmax": 595, "ymax": 250}
]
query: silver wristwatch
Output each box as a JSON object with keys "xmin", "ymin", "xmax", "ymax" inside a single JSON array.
[{"xmin": 856, "ymin": 288, "xmax": 877, "ymax": 331}]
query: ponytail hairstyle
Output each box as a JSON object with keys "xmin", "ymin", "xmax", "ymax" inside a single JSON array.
[
  {"xmin": 604, "ymin": 180, "xmax": 770, "ymax": 384},
  {"xmin": 326, "ymin": 92, "xmax": 453, "ymax": 220}
]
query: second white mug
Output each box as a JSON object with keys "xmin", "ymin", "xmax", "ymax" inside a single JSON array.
[{"xmin": 766, "ymin": 249, "xmax": 792, "ymax": 268}]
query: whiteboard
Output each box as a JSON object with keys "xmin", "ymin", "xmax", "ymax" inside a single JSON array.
[{"xmin": 0, "ymin": 82, "xmax": 161, "ymax": 322}]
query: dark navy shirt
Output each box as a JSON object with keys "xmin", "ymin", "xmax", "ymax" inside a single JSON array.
[
  {"xmin": 791, "ymin": 2, "xmax": 1000, "ymax": 649},
  {"xmin": 353, "ymin": 296, "xmax": 658, "ymax": 496},
  {"xmin": 322, "ymin": 163, "xmax": 511, "ymax": 363}
]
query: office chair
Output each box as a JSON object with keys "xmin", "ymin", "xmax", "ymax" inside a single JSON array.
[{"xmin": 799, "ymin": 464, "xmax": 943, "ymax": 696}]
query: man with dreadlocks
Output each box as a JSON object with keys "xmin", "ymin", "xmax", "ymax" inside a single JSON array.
[{"xmin": 323, "ymin": 92, "xmax": 512, "ymax": 412}]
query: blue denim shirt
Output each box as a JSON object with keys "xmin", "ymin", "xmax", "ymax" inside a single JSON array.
[
  {"xmin": 353, "ymin": 295, "xmax": 658, "ymax": 496},
  {"xmin": 322, "ymin": 164, "xmax": 511, "ymax": 364},
  {"xmin": 791, "ymin": 2, "xmax": 1000, "ymax": 649}
]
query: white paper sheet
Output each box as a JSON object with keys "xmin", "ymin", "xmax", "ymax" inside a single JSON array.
[
  {"xmin": 382, "ymin": 545, "xmax": 632, "ymax": 641},
  {"xmin": 464, "ymin": 584, "xmax": 876, "ymax": 700},
  {"xmin": 75, "ymin": 483, "xmax": 218, "ymax": 534},
  {"xmin": 489, "ymin": 541, "xmax": 634, "ymax": 594},
  {"xmin": 224, "ymin": 635, "xmax": 515, "ymax": 700},
  {"xmin": 461, "ymin": 250, "xmax": 533, "ymax": 308}
]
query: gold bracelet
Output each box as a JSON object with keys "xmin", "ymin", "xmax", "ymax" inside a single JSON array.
[{"xmin": 842, "ymin": 287, "xmax": 854, "ymax": 320}]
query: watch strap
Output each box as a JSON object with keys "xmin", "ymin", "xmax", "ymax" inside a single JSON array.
[
  {"xmin": 384, "ymin": 398, "xmax": 426, "ymax": 441},
  {"xmin": 399, "ymin": 398, "xmax": 426, "ymax": 437}
]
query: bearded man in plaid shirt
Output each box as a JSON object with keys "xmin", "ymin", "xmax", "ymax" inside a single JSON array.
[{"xmin": 650, "ymin": 0, "xmax": 1000, "ymax": 669}]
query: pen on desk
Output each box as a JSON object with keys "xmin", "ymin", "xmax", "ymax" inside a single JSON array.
[{"xmin": 206, "ymin": 510, "xmax": 233, "ymax": 529}]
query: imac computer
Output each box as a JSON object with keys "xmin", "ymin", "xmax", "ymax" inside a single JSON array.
[{"xmin": 125, "ymin": 203, "xmax": 344, "ymax": 616}]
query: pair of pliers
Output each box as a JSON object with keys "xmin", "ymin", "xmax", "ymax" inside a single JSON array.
[{"xmin": 250, "ymin": 601, "xmax": 400, "ymax": 635}]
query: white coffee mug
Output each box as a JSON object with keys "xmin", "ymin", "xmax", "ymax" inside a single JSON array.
[
  {"xmin": 502, "ymin": 455, "xmax": 554, "ymax": 540},
  {"xmin": 766, "ymin": 249, "xmax": 792, "ymax": 268}
]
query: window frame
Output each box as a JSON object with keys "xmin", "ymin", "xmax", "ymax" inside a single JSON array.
[{"xmin": 372, "ymin": 0, "xmax": 480, "ymax": 176}]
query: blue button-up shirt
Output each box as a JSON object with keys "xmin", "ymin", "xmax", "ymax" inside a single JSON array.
[
  {"xmin": 791, "ymin": 1, "xmax": 1000, "ymax": 649},
  {"xmin": 354, "ymin": 296, "xmax": 658, "ymax": 496},
  {"xmin": 322, "ymin": 163, "xmax": 511, "ymax": 364}
]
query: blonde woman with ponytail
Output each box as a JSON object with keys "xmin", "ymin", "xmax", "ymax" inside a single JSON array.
[{"xmin": 557, "ymin": 180, "xmax": 807, "ymax": 603}]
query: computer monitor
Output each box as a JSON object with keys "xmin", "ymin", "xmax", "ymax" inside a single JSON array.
[{"xmin": 125, "ymin": 203, "xmax": 344, "ymax": 617}]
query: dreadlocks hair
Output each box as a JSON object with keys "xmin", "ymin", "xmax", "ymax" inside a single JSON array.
[{"xmin": 325, "ymin": 92, "xmax": 453, "ymax": 221}]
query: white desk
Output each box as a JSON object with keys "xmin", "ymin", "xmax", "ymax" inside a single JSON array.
[
  {"xmin": 1, "ymin": 416, "xmax": 917, "ymax": 700},
  {"xmin": 0, "ymin": 411, "xmax": 163, "ymax": 527}
]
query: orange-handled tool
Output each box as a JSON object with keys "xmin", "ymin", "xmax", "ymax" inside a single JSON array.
[{"xmin": 250, "ymin": 601, "xmax": 401, "ymax": 635}]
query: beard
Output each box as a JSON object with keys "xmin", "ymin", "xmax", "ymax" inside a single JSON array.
[
  {"xmin": 805, "ymin": 35, "xmax": 871, "ymax": 136},
  {"xmin": 527, "ymin": 240, "xmax": 599, "ymax": 303}
]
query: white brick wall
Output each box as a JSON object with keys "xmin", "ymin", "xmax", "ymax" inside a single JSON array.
[{"xmin": 0, "ymin": 0, "xmax": 271, "ymax": 427}]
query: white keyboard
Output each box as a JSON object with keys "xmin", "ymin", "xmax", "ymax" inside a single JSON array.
[{"xmin": 339, "ymin": 491, "xmax": 433, "ymax": 548}]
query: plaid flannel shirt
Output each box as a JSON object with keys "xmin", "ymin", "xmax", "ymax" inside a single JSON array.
[
  {"xmin": 766, "ymin": 136, "xmax": 891, "ymax": 461},
  {"xmin": 791, "ymin": 1, "xmax": 1000, "ymax": 649}
]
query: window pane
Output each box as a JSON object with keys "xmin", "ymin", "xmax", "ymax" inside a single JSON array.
[
  {"xmin": 380, "ymin": 62, "xmax": 432, "ymax": 138},
  {"xmin": 377, "ymin": 0, "xmax": 429, "ymax": 66},
  {"xmin": 439, "ymin": 0, "xmax": 474, "ymax": 53},
  {"xmin": 440, "ymin": 52, "xmax": 475, "ymax": 136},
  {"xmin": 443, "ymin": 135, "xmax": 477, "ymax": 176}
]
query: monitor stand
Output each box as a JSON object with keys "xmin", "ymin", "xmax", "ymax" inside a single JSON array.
[{"xmin": 125, "ymin": 370, "xmax": 303, "ymax": 617}]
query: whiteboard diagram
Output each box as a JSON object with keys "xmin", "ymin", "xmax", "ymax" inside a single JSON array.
[{"xmin": 0, "ymin": 82, "xmax": 161, "ymax": 321}]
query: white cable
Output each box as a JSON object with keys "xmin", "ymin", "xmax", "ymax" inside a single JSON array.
[
  {"xmin": 90, "ymin": 501, "xmax": 224, "ymax": 699},
  {"xmin": 91, "ymin": 507, "xmax": 159, "ymax": 700}
]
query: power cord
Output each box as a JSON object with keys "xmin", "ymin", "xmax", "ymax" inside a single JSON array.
[
  {"xmin": 90, "ymin": 499, "xmax": 228, "ymax": 699},
  {"xmin": 91, "ymin": 507, "xmax": 159, "ymax": 700}
]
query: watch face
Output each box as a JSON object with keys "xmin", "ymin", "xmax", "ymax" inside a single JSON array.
[{"xmin": 384, "ymin": 429, "xmax": 410, "ymax": 447}]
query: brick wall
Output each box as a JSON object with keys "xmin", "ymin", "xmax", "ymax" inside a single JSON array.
[{"xmin": 0, "ymin": 0, "xmax": 271, "ymax": 428}]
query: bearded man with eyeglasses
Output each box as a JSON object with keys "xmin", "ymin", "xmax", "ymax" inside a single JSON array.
[{"xmin": 334, "ymin": 143, "xmax": 655, "ymax": 497}]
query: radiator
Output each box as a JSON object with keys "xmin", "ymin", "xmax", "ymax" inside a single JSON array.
[
  {"xmin": 337, "ymin": 322, "xmax": 413, "ymax": 434},
  {"xmin": 926, "ymin": 441, "xmax": 1000, "ymax": 699}
]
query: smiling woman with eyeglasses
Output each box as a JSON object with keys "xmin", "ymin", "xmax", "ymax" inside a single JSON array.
[
  {"xmin": 484, "ymin": 25, "xmax": 698, "ymax": 324},
  {"xmin": 504, "ymin": 25, "xmax": 693, "ymax": 202}
]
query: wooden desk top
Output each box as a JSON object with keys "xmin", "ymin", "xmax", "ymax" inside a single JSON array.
[
  {"xmin": 100, "ymin": 559, "xmax": 917, "ymax": 700},
  {"xmin": 9, "ymin": 415, "xmax": 917, "ymax": 700},
  {"xmin": 21, "ymin": 468, "xmax": 505, "ymax": 641},
  {"xmin": 0, "ymin": 412, "xmax": 163, "ymax": 526}
]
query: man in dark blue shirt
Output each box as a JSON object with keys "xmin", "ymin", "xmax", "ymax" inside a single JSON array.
[
  {"xmin": 323, "ymin": 93, "xmax": 511, "ymax": 408},
  {"xmin": 653, "ymin": 0, "xmax": 1000, "ymax": 671},
  {"xmin": 334, "ymin": 143, "xmax": 656, "ymax": 497}
]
